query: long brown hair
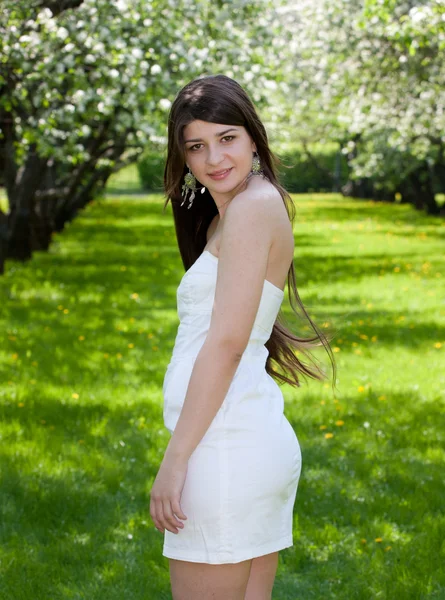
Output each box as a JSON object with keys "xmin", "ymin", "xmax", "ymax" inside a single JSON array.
[{"xmin": 163, "ymin": 74, "xmax": 337, "ymax": 395}]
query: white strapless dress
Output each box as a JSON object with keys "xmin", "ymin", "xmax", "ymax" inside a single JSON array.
[{"xmin": 162, "ymin": 250, "xmax": 302, "ymax": 564}]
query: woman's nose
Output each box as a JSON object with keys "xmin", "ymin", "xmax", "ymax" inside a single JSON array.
[{"xmin": 206, "ymin": 146, "xmax": 224, "ymax": 166}]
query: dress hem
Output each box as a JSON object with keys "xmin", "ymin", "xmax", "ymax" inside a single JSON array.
[{"xmin": 162, "ymin": 534, "xmax": 293, "ymax": 565}]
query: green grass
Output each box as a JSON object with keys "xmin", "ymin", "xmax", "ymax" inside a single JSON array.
[
  {"xmin": 0, "ymin": 192, "xmax": 444, "ymax": 599},
  {"xmin": 105, "ymin": 163, "xmax": 143, "ymax": 194}
]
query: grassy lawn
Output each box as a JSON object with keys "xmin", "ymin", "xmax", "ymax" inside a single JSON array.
[{"xmin": 0, "ymin": 192, "xmax": 444, "ymax": 599}]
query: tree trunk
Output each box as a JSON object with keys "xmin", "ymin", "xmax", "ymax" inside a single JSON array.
[
  {"xmin": 7, "ymin": 146, "xmax": 47, "ymax": 261},
  {"xmin": 0, "ymin": 210, "xmax": 7, "ymax": 275}
]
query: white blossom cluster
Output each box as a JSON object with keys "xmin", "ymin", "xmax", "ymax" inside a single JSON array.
[
  {"xmin": 269, "ymin": 0, "xmax": 445, "ymax": 183},
  {"xmin": 1, "ymin": 0, "xmax": 283, "ymax": 172}
]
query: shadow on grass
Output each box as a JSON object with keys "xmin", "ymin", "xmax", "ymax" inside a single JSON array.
[
  {"xmin": 0, "ymin": 397, "xmax": 171, "ymax": 599},
  {"xmin": 279, "ymin": 388, "xmax": 445, "ymax": 598}
]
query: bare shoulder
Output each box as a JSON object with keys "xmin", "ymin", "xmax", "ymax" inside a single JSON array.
[
  {"xmin": 227, "ymin": 179, "xmax": 288, "ymax": 234},
  {"xmin": 229, "ymin": 179, "xmax": 283, "ymax": 215},
  {"xmin": 226, "ymin": 179, "xmax": 293, "ymax": 273}
]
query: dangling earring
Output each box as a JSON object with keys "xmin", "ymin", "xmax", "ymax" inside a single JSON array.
[
  {"xmin": 247, "ymin": 151, "xmax": 268, "ymax": 181},
  {"xmin": 181, "ymin": 166, "xmax": 206, "ymax": 209},
  {"xmin": 251, "ymin": 151, "xmax": 261, "ymax": 173}
]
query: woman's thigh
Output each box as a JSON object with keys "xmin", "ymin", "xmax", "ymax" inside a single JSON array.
[
  {"xmin": 245, "ymin": 551, "xmax": 279, "ymax": 600},
  {"xmin": 169, "ymin": 557, "xmax": 253, "ymax": 600}
]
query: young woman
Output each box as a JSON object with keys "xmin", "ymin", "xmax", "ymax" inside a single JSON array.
[{"xmin": 149, "ymin": 74, "xmax": 336, "ymax": 600}]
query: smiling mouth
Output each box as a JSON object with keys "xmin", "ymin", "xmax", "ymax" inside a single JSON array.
[{"xmin": 208, "ymin": 168, "xmax": 232, "ymax": 176}]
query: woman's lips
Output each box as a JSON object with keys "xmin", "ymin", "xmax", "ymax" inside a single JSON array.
[{"xmin": 208, "ymin": 168, "xmax": 233, "ymax": 180}]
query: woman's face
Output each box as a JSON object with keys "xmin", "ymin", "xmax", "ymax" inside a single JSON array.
[{"xmin": 182, "ymin": 120, "xmax": 256, "ymax": 201}]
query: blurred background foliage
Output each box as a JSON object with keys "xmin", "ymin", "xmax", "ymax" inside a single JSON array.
[{"xmin": 1, "ymin": 0, "xmax": 445, "ymax": 274}]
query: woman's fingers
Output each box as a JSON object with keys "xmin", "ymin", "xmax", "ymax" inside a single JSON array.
[
  {"xmin": 172, "ymin": 499, "xmax": 187, "ymax": 521},
  {"xmin": 149, "ymin": 496, "xmax": 165, "ymax": 533},
  {"xmin": 162, "ymin": 499, "xmax": 184, "ymax": 533},
  {"xmin": 149, "ymin": 494, "xmax": 187, "ymax": 535}
]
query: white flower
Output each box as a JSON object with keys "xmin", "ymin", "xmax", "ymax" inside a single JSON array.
[
  {"xmin": 151, "ymin": 64, "xmax": 162, "ymax": 75},
  {"xmin": 72, "ymin": 90, "xmax": 85, "ymax": 102},
  {"xmin": 57, "ymin": 27, "xmax": 69, "ymax": 41},
  {"xmin": 159, "ymin": 98, "xmax": 172, "ymax": 110}
]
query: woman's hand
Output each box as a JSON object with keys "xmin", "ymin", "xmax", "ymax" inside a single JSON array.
[{"xmin": 149, "ymin": 454, "xmax": 188, "ymax": 534}]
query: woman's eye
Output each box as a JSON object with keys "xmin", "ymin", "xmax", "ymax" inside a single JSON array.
[{"xmin": 189, "ymin": 136, "xmax": 235, "ymax": 152}]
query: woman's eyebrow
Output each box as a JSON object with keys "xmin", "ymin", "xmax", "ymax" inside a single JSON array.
[{"xmin": 184, "ymin": 128, "xmax": 238, "ymax": 143}]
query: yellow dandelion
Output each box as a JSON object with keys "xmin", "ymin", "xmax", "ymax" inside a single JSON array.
[
  {"xmin": 375, "ymin": 537, "xmax": 383, "ymax": 543},
  {"xmin": 394, "ymin": 266, "xmax": 400, "ymax": 272},
  {"xmin": 152, "ymin": 346, "xmax": 159, "ymax": 351},
  {"xmin": 333, "ymin": 347, "xmax": 341, "ymax": 353},
  {"xmin": 366, "ymin": 303, "xmax": 373, "ymax": 308},
  {"xmin": 384, "ymin": 546, "xmax": 392, "ymax": 552},
  {"xmin": 320, "ymin": 425, "xmax": 327, "ymax": 430},
  {"xmin": 131, "ymin": 293, "xmax": 139, "ymax": 299},
  {"xmin": 335, "ymin": 420, "xmax": 344, "ymax": 426},
  {"xmin": 147, "ymin": 333, "xmax": 154, "ymax": 338},
  {"xmin": 354, "ymin": 349, "xmax": 362, "ymax": 355},
  {"xmin": 378, "ymin": 395, "xmax": 386, "ymax": 401},
  {"xmin": 8, "ymin": 335, "xmax": 16, "ymax": 341},
  {"xmin": 63, "ymin": 309, "xmax": 69, "ymax": 314},
  {"xmin": 31, "ymin": 361, "xmax": 38, "ymax": 366},
  {"xmin": 120, "ymin": 266, "xmax": 127, "ymax": 271},
  {"xmin": 30, "ymin": 379, "xmax": 36, "ymax": 385},
  {"xmin": 358, "ymin": 386, "xmax": 365, "ymax": 392},
  {"xmin": 352, "ymin": 342, "xmax": 358, "ymax": 347},
  {"xmin": 434, "ymin": 342, "xmax": 442, "ymax": 349},
  {"xmin": 359, "ymin": 334, "xmax": 368, "ymax": 340},
  {"xmin": 360, "ymin": 539, "xmax": 367, "ymax": 545},
  {"xmin": 320, "ymin": 400, "xmax": 325, "ymax": 405},
  {"xmin": 129, "ymin": 317, "xmax": 135, "ymax": 323},
  {"xmin": 325, "ymin": 432, "xmax": 334, "ymax": 439},
  {"xmin": 78, "ymin": 335, "xmax": 85, "ymax": 341},
  {"xmin": 72, "ymin": 392, "xmax": 79, "ymax": 399},
  {"xmin": 18, "ymin": 402, "xmax": 25, "ymax": 408},
  {"xmin": 371, "ymin": 336, "xmax": 377, "ymax": 342},
  {"xmin": 12, "ymin": 353, "xmax": 18, "ymax": 360},
  {"xmin": 128, "ymin": 343, "xmax": 134, "ymax": 349},
  {"xmin": 117, "ymin": 353, "xmax": 122, "ymax": 359},
  {"xmin": 358, "ymin": 320, "xmax": 364, "ymax": 325},
  {"xmin": 103, "ymin": 353, "xmax": 109, "ymax": 358},
  {"xmin": 57, "ymin": 305, "xmax": 63, "ymax": 310}
]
